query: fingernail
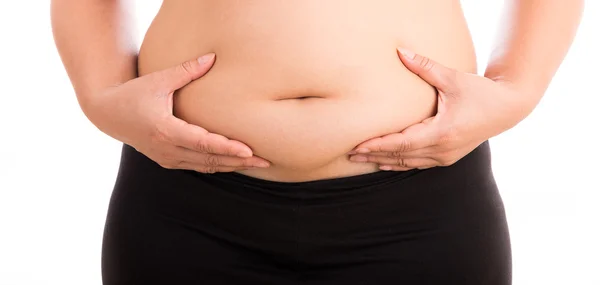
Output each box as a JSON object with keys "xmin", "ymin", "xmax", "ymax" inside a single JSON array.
[
  {"xmin": 254, "ymin": 161, "xmax": 270, "ymax": 168},
  {"xmin": 355, "ymin": 148, "xmax": 370, "ymax": 154},
  {"xmin": 380, "ymin": 165, "xmax": 393, "ymax": 171},
  {"xmin": 236, "ymin": 150, "xmax": 252, "ymax": 158},
  {"xmin": 397, "ymin": 47, "xmax": 415, "ymax": 60},
  {"xmin": 197, "ymin": 53, "xmax": 215, "ymax": 65},
  {"xmin": 350, "ymin": 155, "xmax": 368, "ymax": 162}
]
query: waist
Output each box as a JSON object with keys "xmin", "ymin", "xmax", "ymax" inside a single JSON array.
[{"xmin": 137, "ymin": 0, "xmax": 477, "ymax": 182}]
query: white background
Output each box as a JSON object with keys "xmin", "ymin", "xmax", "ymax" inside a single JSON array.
[{"xmin": 1, "ymin": 1, "xmax": 598, "ymax": 284}]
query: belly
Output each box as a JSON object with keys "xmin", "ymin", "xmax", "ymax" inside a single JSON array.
[{"xmin": 138, "ymin": 0, "xmax": 477, "ymax": 182}]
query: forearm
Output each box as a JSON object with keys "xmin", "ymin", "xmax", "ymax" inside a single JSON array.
[
  {"xmin": 483, "ymin": 0, "xmax": 584, "ymax": 104},
  {"xmin": 51, "ymin": 0, "xmax": 137, "ymax": 113}
]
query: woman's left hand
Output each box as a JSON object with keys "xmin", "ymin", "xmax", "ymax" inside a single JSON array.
[{"xmin": 348, "ymin": 47, "xmax": 538, "ymax": 171}]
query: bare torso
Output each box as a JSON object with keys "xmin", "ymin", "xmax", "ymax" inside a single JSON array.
[{"xmin": 138, "ymin": 0, "xmax": 477, "ymax": 182}]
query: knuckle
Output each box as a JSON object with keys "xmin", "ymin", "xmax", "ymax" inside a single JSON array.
[
  {"xmin": 179, "ymin": 61, "xmax": 196, "ymax": 79},
  {"xmin": 390, "ymin": 151, "xmax": 403, "ymax": 158},
  {"xmin": 396, "ymin": 139, "xmax": 412, "ymax": 152},
  {"xmin": 419, "ymin": 56, "xmax": 435, "ymax": 72},
  {"xmin": 395, "ymin": 157, "xmax": 409, "ymax": 168},
  {"xmin": 202, "ymin": 154, "xmax": 221, "ymax": 167},
  {"xmin": 387, "ymin": 140, "xmax": 411, "ymax": 157},
  {"xmin": 199, "ymin": 166, "xmax": 218, "ymax": 174},
  {"xmin": 193, "ymin": 139, "xmax": 212, "ymax": 153}
]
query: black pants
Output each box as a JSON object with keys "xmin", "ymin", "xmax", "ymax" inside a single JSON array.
[{"xmin": 101, "ymin": 140, "xmax": 511, "ymax": 285}]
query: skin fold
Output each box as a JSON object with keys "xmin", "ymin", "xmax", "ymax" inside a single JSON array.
[
  {"xmin": 139, "ymin": 0, "xmax": 475, "ymax": 181},
  {"xmin": 51, "ymin": 0, "xmax": 584, "ymax": 182}
]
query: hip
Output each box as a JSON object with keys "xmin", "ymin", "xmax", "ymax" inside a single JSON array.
[{"xmin": 102, "ymin": 141, "xmax": 511, "ymax": 284}]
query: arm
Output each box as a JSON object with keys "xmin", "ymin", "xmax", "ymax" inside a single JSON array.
[
  {"xmin": 50, "ymin": 0, "xmax": 271, "ymax": 172},
  {"xmin": 484, "ymin": 0, "xmax": 585, "ymax": 106},
  {"xmin": 50, "ymin": 0, "xmax": 137, "ymax": 114}
]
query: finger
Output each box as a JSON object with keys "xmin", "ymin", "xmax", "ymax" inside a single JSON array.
[
  {"xmin": 176, "ymin": 162, "xmax": 243, "ymax": 173},
  {"xmin": 349, "ymin": 154, "xmax": 439, "ymax": 168},
  {"xmin": 380, "ymin": 162, "xmax": 438, "ymax": 171},
  {"xmin": 379, "ymin": 164, "xmax": 436, "ymax": 171},
  {"xmin": 166, "ymin": 116, "xmax": 256, "ymax": 158},
  {"xmin": 352, "ymin": 119, "xmax": 439, "ymax": 153},
  {"xmin": 364, "ymin": 150, "xmax": 428, "ymax": 159},
  {"xmin": 379, "ymin": 165, "xmax": 413, "ymax": 171},
  {"xmin": 151, "ymin": 53, "xmax": 216, "ymax": 93},
  {"xmin": 397, "ymin": 47, "xmax": 456, "ymax": 93},
  {"xmin": 175, "ymin": 147, "xmax": 270, "ymax": 169}
]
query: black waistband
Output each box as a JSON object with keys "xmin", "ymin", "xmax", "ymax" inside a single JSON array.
[
  {"xmin": 198, "ymin": 140, "xmax": 491, "ymax": 199},
  {"xmin": 215, "ymin": 168, "xmax": 420, "ymax": 190}
]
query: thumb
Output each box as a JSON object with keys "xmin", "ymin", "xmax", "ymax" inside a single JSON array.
[
  {"xmin": 352, "ymin": 116, "xmax": 440, "ymax": 153},
  {"xmin": 397, "ymin": 47, "xmax": 455, "ymax": 93},
  {"xmin": 153, "ymin": 53, "xmax": 216, "ymax": 93},
  {"xmin": 395, "ymin": 118, "xmax": 441, "ymax": 151}
]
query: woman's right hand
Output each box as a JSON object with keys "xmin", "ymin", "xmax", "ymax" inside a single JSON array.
[{"xmin": 83, "ymin": 53, "xmax": 271, "ymax": 173}]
